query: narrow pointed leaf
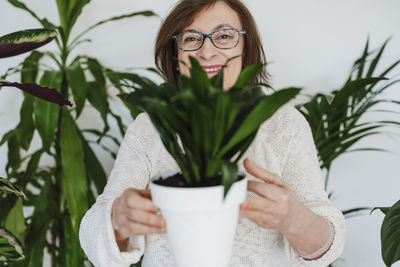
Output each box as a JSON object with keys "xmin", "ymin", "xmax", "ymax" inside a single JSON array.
[
  {"xmin": 80, "ymin": 134, "xmax": 107, "ymax": 194},
  {"xmin": 63, "ymin": 214, "xmax": 85, "ymax": 267},
  {"xmin": 218, "ymin": 88, "xmax": 300, "ymax": 157},
  {"xmin": 0, "ymin": 28, "xmax": 57, "ymax": 58},
  {"xmin": 70, "ymin": 10, "xmax": 158, "ymax": 46},
  {"xmin": 233, "ymin": 63, "xmax": 263, "ymax": 88},
  {"xmin": 60, "ymin": 111, "xmax": 88, "ymax": 235},
  {"xmin": 0, "ymin": 177, "xmax": 27, "ymax": 199},
  {"xmin": 66, "ymin": 60, "xmax": 88, "ymax": 117},
  {"xmin": 0, "ymin": 81, "xmax": 72, "ymax": 106},
  {"xmin": 366, "ymin": 38, "xmax": 390, "ymax": 77},
  {"xmin": 221, "ymin": 161, "xmax": 238, "ymax": 198},
  {"xmin": 34, "ymin": 71, "xmax": 62, "ymax": 151}
]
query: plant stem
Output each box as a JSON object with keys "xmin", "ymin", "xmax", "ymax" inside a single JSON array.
[{"xmin": 324, "ymin": 167, "xmax": 331, "ymax": 191}]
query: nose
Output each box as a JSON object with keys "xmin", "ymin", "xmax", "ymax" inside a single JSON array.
[{"xmin": 197, "ymin": 37, "xmax": 217, "ymax": 61}]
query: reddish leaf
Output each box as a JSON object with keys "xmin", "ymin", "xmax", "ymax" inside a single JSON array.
[{"xmin": 0, "ymin": 81, "xmax": 72, "ymax": 107}]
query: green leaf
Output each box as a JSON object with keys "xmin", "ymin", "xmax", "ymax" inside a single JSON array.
[
  {"xmin": 56, "ymin": 0, "xmax": 91, "ymax": 40},
  {"xmin": 5, "ymin": 198, "xmax": 25, "ymax": 247},
  {"xmin": 59, "ymin": 111, "xmax": 88, "ymax": 235},
  {"xmin": 21, "ymin": 51, "xmax": 44, "ymax": 83},
  {"xmin": 0, "ymin": 177, "xmax": 27, "ymax": 199},
  {"xmin": 80, "ymin": 134, "xmax": 107, "ymax": 195},
  {"xmin": 0, "ymin": 28, "xmax": 57, "ymax": 58},
  {"xmin": 380, "ymin": 199, "xmax": 400, "ymax": 267},
  {"xmin": 218, "ymin": 88, "xmax": 300, "ymax": 157},
  {"xmin": 17, "ymin": 94, "xmax": 35, "ymax": 150},
  {"xmin": 356, "ymin": 37, "xmax": 369, "ymax": 79},
  {"xmin": 70, "ymin": 10, "xmax": 158, "ymax": 48},
  {"xmin": 24, "ymin": 175, "xmax": 53, "ymax": 267},
  {"xmin": 221, "ymin": 161, "xmax": 238, "ymax": 198},
  {"xmin": 66, "ymin": 59, "xmax": 88, "ymax": 118},
  {"xmin": 233, "ymin": 63, "xmax": 263, "ymax": 88},
  {"xmin": 342, "ymin": 207, "xmax": 371, "ymax": 218},
  {"xmin": 86, "ymin": 81, "xmax": 109, "ymax": 133},
  {"xmin": 6, "ymin": 134, "xmax": 21, "ymax": 175},
  {"xmin": 0, "ymin": 227, "xmax": 25, "ymax": 262},
  {"xmin": 366, "ymin": 38, "xmax": 390, "ymax": 77},
  {"xmin": 62, "ymin": 215, "xmax": 85, "ymax": 267},
  {"xmin": 34, "ymin": 71, "xmax": 61, "ymax": 151},
  {"xmin": 0, "ymin": 129, "xmax": 16, "ymax": 148}
]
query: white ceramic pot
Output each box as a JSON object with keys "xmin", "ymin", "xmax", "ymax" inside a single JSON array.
[{"xmin": 150, "ymin": 170, "xmax": 247, "ymax": 267}]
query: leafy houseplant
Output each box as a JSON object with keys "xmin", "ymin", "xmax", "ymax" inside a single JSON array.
[
  {"xmin": 119, "ymin": 56, "xmax": 300, "ymax": 266},
  {"xmin": 0, "ymin": 0, "xmax": 157, "ymax": 266},
  {"xmin": 296, "ymin": 39, "xmax": 400, "ymax": 266},
  {"xmin": 0, "ymin": 28, "xmax": 71, "ymax": 263},
  {"xmin": 296, "ymin": 38, "xmax": 400, "ymax": 206}
]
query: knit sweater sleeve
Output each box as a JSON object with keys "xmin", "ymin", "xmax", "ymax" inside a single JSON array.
[
  {"xmin": 79, "ymin": 113, "xmax": 157, "ymax": 267},
  {"xmin": 281, "ymin": 108, "xmax": 345, "ymax": 266}
]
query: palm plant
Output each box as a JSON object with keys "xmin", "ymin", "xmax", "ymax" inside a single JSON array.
[
  {"xmin": 0, "ymin": 1, "xmax": 157, "ymax": 266},
  {"xmin": 296, "ymin": 38, "xmax": 400, "ymax": 266},
  {"xmin": 119, "ymin": 56, "xmax": 300, "ymax": 195},
  {"xmin": 296, "ymin": 38, "xmax": 400, "ymax": 192}
]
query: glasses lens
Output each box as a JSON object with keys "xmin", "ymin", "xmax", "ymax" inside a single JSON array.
[
  {"xmin": 212, "ymin": 29, "xmax": 239, "ymax": 49},
  {"xmin": 178, "ymin": 31, "xmax": 203, "ymax": 51}
]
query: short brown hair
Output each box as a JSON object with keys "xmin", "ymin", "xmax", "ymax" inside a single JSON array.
[{"xmin": 154, "ymin": 0, "xmax": 269, "ymax": 87}]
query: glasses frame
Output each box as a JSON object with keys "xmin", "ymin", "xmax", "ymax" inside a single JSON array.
[{"xmin": 172, "ymin": 28, "xmax": 246, "ymax": 52}]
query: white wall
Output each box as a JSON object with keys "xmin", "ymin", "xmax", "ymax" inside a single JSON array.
[{"xmin": 1, "ymin": 1, "xmax": 400, "ymax": 266}]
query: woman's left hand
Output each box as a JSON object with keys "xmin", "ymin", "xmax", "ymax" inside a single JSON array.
[{"xmin": 239, "ymin": 158, "xmax": 306, "ymax": 236}]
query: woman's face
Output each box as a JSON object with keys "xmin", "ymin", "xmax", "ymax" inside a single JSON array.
[{"xmin": 177, "ymin": 1, "xmax": 244, "ymax": 90}]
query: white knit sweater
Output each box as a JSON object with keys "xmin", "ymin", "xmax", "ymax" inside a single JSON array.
[{"xmin": 79, "ymin": 105, "xmax": 345, "ymax": 267}]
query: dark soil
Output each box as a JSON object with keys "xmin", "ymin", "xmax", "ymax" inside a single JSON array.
[{"xmin": 153, "ymin": 172, "xmax": 245, "ymax": 188}]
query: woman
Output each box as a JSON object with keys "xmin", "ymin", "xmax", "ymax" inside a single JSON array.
[{"xmin": 79, "ymin": 0, "xmax": 345, "ymax": 266}]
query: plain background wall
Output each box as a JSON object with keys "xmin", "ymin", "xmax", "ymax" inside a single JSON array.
[{"xmin": 1, "ymin": 1, "xmax": 399, "ymax": 266}]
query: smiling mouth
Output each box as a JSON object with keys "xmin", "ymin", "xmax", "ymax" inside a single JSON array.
[{"xmin": 202, "ymin": 65, "xmax": 223, "ymax": 74}]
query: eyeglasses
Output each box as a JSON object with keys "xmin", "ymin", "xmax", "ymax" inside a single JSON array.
[{"xmin": 173, "ymin": 29, "xmax": 246, "ymax": 52}]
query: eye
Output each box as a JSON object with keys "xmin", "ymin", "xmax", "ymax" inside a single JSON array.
[
  {"xmin": 183, "ymin": 36, "xmax": 199, "ymax": 42},
  {"xmin": 219, "ymin": 34, "xmax": 232, "ymax": 40}
]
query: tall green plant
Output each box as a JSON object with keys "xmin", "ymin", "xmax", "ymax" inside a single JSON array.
[
  {"xmin": 0, "ymin": 27, "xmax": 71, "ymax": 263},
  {"xmin": 0, "ymin": 1, "xmax": 157, "ymax": 266},
  {"xmin": 119, "ymin": 56, "xmax": 300, "ymax": 196},
  {"xmin": 296, "ymin": 39, "xmax": 400, "ymax": 266},
  {"xmin": 296, "ymin": 38, "xmax": 400, "ymax": 192}
]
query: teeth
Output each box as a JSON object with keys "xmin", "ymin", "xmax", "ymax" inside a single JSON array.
[{"xmin": 204, "ymin": 66, "xmax": 222, "ymax": 72}]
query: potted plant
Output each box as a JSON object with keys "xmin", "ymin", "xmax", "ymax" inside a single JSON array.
[{"xmin": 119, "ymin": 56, "xmax": 299, "ymax": 267}]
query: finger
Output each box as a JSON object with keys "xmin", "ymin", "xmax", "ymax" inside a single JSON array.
[
  {"xmin": 127, "ymin": 209, "xmax": 165, "ymax": 228},
  {"xmin": 138, "ymin": 189, "xmax": 152, "ymax": 199},
  {"xmin": 247, "ymin": 180, "xmax": 285, "ymax": 201},
  {"xmin": 128, "ymin": 221, "xmax": 166, "ymax": 236},
  {"xmin": 125, "ymin": 190, "xmax": 159, "ymax": 212},
  {"xmin": 243, "ymin": 158, "xmax": 285, "ymax": 187},
  {"xmin": 240, "ymin": 196, "xmax": 275, "ymax": 213}
]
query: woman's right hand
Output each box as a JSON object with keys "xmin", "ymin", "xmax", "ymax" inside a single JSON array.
[{"xmin": 111, "ymin": 188, "xmax": 166, "ymax": 250}]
